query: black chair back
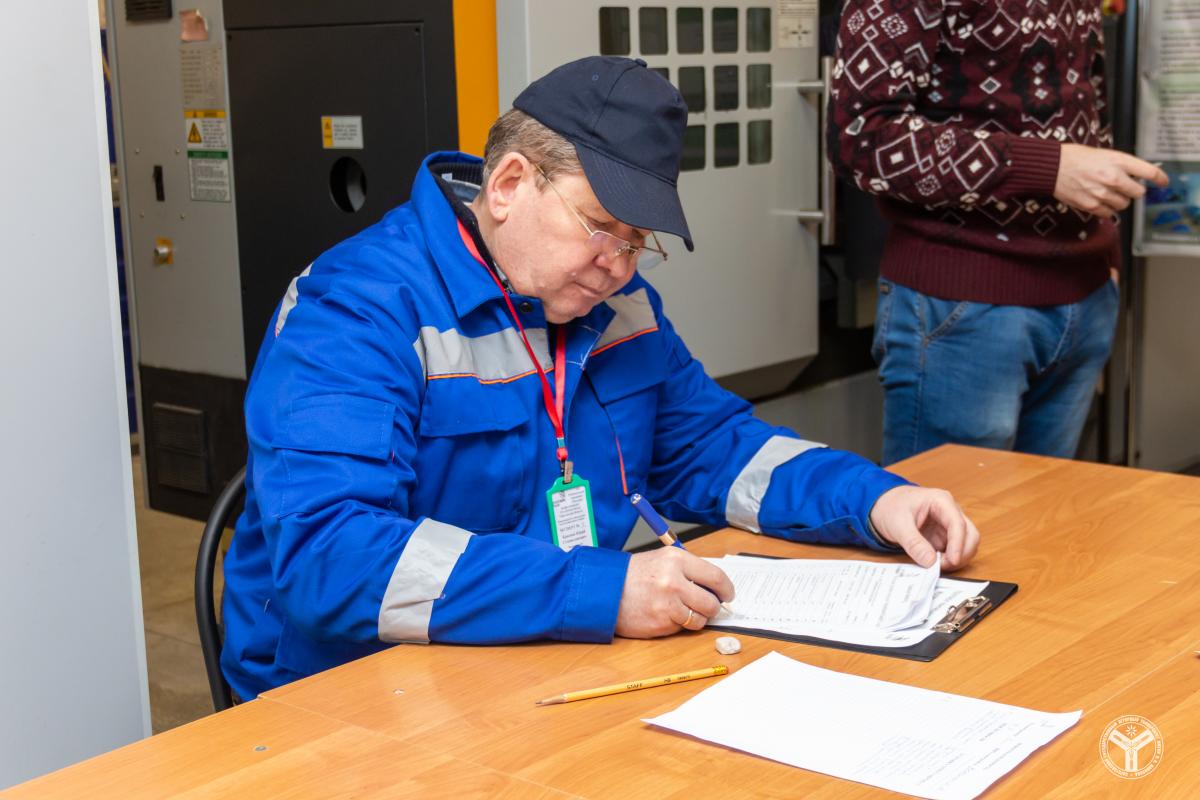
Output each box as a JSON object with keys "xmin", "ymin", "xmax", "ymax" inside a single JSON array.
[{"xmin": 194, "ymin": 466, "xmax": 246, "ymax": 712}]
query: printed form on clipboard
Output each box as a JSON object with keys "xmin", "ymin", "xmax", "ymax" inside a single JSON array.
[{"xmin": 705, "ymin": 554, "xmax": 1017, "ymax": 661}]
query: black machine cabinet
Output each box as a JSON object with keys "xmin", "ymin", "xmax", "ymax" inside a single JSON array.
[{"xmin": 226, "ymin": 1, "xmax": 458, "ymax": 367}]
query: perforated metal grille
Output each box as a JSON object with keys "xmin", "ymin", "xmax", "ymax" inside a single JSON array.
[
  {"xmin": 125, "ymin": 0, "xmax": 172, "ymax": 22},
  {"xmin": 150, "ymin": 402, "xmax": 210, "ymax": 494}
]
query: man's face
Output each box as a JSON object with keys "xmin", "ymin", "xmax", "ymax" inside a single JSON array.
[{"xmin": 481, "ymin": 156, "xmax": 647, "ymax": 323}]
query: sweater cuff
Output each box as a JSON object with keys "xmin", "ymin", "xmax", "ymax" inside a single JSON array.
[
  {"xmin": 1000, "ymin": 137, "xmax": 1061, "ymax": 198},
  {"xmin": 560, "ymin": 546, "xmax": 630, "ymax": 642}
]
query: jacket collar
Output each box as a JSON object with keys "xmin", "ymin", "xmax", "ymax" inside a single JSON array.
[{"xmin": 412, "ymin": 152, "xmax": 508, "ymax": 319}]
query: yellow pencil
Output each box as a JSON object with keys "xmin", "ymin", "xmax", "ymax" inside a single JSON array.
[{"xmin": 535, "ymin": 665, "xmax": 729, "ymax": 705}]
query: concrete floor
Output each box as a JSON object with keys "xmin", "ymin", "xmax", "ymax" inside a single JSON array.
[{"xmin": 132, "ymin": 454, "xmax": 223, "ymax": 733}]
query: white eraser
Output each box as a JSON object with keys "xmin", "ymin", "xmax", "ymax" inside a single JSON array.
[{"xmin": 714, "ymin": 636, "xmax": 742, "ymax": 655}]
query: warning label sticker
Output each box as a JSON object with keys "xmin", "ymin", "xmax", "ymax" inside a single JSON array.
[
  {"xmin": 321, "ymin": 115, "xmax": 364, "ymax": 149},
  {"xmin": 184, "ymin": 110, "xmax": 228, "ymax": 151},
  {"xmin": 183, "ymin": 109, "xmax": 230, "ymax": 202},
  {"xmin": 187, "ymin": 150, "xmax": 231, "ymax": 202}
]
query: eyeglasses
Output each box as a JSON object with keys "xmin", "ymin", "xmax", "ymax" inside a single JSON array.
[{"xmin": 536, "ymin": 165, "xmax": 669, "ymax": 270}]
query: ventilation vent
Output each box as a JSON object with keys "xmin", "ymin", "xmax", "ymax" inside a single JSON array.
[
  {"xmin": 151, "ymin": 402, "xmax": 204, "ymax": 453},
  {"xmin": 125, "ymin": 0, "xmax": 172, "ymax": 22},
  {"xmin": 150, "ymin": 402, "xmax": 210, "ymax": 494},
  {"xmin": 157, "ymin": 450, "xmax": 211, "ymax": 494}
]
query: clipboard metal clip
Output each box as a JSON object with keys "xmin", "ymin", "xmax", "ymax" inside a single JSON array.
[{"xmin": 933, "ymin": 596, "xmax": 993, "ymax": 634}]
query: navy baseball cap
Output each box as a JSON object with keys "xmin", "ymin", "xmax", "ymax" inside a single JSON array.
[{"xmin": 514, "ymin": 56, "xmax": 694, "ymax": 251}]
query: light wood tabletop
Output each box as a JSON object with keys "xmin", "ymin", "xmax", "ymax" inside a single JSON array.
[{"xmin": 7, "ymin": 445, "xmax": 1200, "ymax": 798}]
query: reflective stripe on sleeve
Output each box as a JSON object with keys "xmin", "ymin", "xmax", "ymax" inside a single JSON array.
[
  {"xmin": 725, "ymin": 436, "xmax": 825, "ymax": 533},
  {"xmin": 274, "ymin": 264, "xmax": 313, "ymax": 337},
  {"xmin": 377, "ymin": 519, "xmax": 473, "ymax": 643}
]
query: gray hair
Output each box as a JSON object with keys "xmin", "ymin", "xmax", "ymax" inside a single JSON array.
[{"xmin": 481, "ymin": 109, "xmax": 581, "ymax": 186}]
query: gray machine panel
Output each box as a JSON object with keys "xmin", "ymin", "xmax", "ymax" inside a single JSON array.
[
  {"xmin": 498, "ymin": 0, "xmax": 823, "ymax": 389},
  {"xmin": 110, "ymin": 0, "xmax": 246, "ymax": 379}
]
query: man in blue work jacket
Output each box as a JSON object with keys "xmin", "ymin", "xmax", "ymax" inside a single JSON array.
[{"xmin": 221, "ymin": 56, "xmax": 981, "ymax": 700}]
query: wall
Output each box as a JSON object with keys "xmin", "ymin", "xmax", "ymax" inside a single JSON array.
[{"xmin": 0, "ymin": 0, "xmax": 151, "ymax": 787}]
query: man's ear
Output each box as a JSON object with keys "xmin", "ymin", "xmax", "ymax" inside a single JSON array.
[{"xmin": 483, "ymin": 152, "xmax": 534, "ymax": 224}]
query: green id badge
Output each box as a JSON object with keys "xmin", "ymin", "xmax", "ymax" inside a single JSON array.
[{"xmin": 547, "ymin": 472, "xmax": 598, "ymax": 551}]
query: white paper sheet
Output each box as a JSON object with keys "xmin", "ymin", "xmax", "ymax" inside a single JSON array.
[
  {"xmin": 719, "ymin": 577, "xmax": 987, "ymax": 649},
  {"xmin": 707, "ymin": 555, "xmax": 955, "ymax": 644},
  {"xmin": 645, "ymin": 652, "xmax": 1081, "ymax": 800}
]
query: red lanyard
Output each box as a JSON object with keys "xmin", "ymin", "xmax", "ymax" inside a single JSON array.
[
  {"xmin": 457, "ymin": 221, "xmax": 571, "ymax": 473},
  {"xmin": 455, "ymin": 219, "xmax": 629, "ymax": 492}
]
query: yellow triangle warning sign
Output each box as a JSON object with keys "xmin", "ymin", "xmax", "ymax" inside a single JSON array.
[{"xmin": 188, "ymin": 122, "xmax": 203, "ymax": 144}]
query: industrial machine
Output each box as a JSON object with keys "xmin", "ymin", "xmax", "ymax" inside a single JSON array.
[{"xmin": 109, "ymin": 0, "xmax": 458, "ymax": 516}]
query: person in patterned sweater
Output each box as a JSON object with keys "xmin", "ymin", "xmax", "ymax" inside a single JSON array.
[{"xmin": 828, "ymin": 0, "xmax": 1166, "ymax": 464}]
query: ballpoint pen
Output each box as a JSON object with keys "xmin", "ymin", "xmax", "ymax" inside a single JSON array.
[{"xmin": 630, "ymin": 493, "xmax": 734, "ymax": 614}]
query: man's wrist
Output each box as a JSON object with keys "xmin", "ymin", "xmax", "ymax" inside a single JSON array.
[{"xmin": 866, "ymin": 493, "xmax": 905, "ymax": 552}]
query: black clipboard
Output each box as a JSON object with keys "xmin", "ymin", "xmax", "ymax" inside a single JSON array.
[{"xmin": 708, "ymin": 553, "xmax": 1018, "ymax": 662}]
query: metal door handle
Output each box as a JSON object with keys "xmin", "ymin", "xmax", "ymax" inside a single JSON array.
[{"xmin": 792, "ymin": 56, "xmax": 837, "ymax": 246}]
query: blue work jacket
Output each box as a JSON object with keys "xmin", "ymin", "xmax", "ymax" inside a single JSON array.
[{"xmin": 221, "ymin": 152, "xmax": 909, "ymax": 699}]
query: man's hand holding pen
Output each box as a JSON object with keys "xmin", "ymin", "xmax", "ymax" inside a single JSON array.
[{"xmin": 615, "ymin": 546, "xmax": 735, "ymax": 637}]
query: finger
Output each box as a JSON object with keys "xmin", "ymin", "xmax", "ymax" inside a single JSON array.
[
  {"xmin": 680, "ymin": 580, "xmax": 722, "ymax": 621},
  {"xmin": 672, "ymin": 602, "xmax": 690, "ymax": 629},
  {"xmin": 885, "ymin": 515, "xmax": 938, "ymax": 568},
  {"xmin": 1070, "ymin": 194, "xmax": 1117, "ymax": 219},
  {"xmin": 1085, "ymin": 199, "xmax": 1120, "ymax": 219},
  {"xmin": 1096, "ymin": 188, "xmax": 1130, "ymax": 212},
  {"xmin": 1109, "ymin": 172, "xmax": 1146, "ymax": 202},
  {"xmin": 941, "ymin": 510, "xmax": 981, "ymax": 571},
  {"xmin": 681, "ymin": 557, "xmax": 735, "ymax": 602},
  {"xmin": 922, "ymin": 517, "xmax": 948, "ymax": 552},
  {"xmin": 676, "ymin": 601, "xmax": 708, "ymax": 631},
  {"xmin": 1121, "ymin": 153, "xmax": 1169, "ymax": 186},
  {"xmin": 926, "ymin": 496, "xmax": 967, "ymax": 566},
  {"xmin": 961, "ymin": 515, "xmax": 981, "ymax": 567}
]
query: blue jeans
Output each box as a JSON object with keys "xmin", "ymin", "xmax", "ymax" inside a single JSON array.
[{"xmin": 872, "ymin": 278, "xmax": 1120, "ymax": 466}]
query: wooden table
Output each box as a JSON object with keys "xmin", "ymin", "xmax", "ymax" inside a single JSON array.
[{"xmin": 8, "ymin": 445, "xmax": 1200, "ymax": 798}]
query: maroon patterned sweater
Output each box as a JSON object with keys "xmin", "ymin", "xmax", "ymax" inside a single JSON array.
[{"xmin": 828, "ymin": 0, "xmax": 1117, "ymax": 306}]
